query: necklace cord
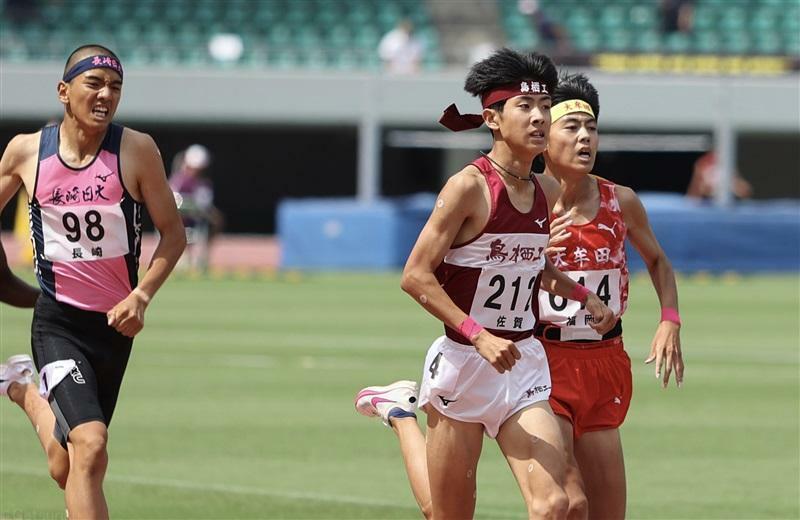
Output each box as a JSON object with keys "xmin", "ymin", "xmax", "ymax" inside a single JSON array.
[{"xmin": 480, "ymin": 152, "xmax": 534, "ymax": 182}]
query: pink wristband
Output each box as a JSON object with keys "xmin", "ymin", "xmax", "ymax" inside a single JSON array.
[
  {"xmin": 661, "ymin": 307, "xmax": 681, "ymax": 325},
  {"xmin": 569, "ymin": 284, "xmax": 590, "ymax": 303},
  {"xmin": 457, "ymin": 316, "xmax": 484, "ymax": 343}
]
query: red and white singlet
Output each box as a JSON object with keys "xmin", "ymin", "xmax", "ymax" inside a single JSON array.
[
  {"xmin": 537, "ymin": 176, "xmax": 629, "ymax": 341},
  {"xmin": 435, "ymin": 156, "xmax": 551, "ymax": 344}
]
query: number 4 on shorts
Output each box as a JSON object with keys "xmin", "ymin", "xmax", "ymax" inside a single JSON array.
[{"xmin": 429, "ymin": 352, "xmax": 442, "ymax": 379}]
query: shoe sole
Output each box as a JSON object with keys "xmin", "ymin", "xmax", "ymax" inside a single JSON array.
[
  {"xmin": 354, "ymin": 380, "xmax": 418, "ymax": 417},
  {"xmin": 6, "ymin": 354, "xmax": 32, "ymax": 365}
]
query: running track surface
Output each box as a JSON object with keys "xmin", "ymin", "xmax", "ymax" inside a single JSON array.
[{"xmin": 1, "ymin": 233, "xmax": 280, "ymax": 271}]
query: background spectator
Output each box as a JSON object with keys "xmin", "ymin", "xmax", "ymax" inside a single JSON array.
[
  {"xmin": 378, "ymin": 18, "xmax": 424, "ymax": 74},
  {"xmin": 659, "ymin": 0, "xmax": 694, "ymax": 33},
  {"xmin": 169, "ymin": 144, "xmax": 224, "ymax": 271},
  {"xmin": 687, "ymin": 151, "xmax": 753, "ymax": 201}
]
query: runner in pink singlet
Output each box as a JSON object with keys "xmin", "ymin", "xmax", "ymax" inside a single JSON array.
[
  {"xmin": 30, "ymin": 122, "xmax": 142, "ymax": 312},
  {"xmin": 0, "ymin": 44, "xmax": 185, "ymax": 519}
]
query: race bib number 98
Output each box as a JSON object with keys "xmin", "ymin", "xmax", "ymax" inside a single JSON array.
[
  {"xmin": 41, "ymin": 205, "xmax": 128, "ymax": 262},
  {"xmin": 538, "ymin": 269, "xmax": 621, "ymax": 340},
  {"xmin": 469, "ymin": 267, "xmax": 538, "ymax": 332}
]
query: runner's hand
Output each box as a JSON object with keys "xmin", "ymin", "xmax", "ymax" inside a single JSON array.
[
  {"xmin": 545, "ymin": 212, "xmax": 573, "ymax": 256},
  {"xmin": 645, "ymin": 321, "xmax": 684, "ymax": 388},
  {"xmin": 584, "ymin": 293, "xmax": 616, "ymax": 335},
  {"xmin": 472, "ymin": 330, "xmax": 522, "ymax": 374},
  {"xmin": 107, "ymin": 291, "xmax": 148, "ymax": 337}
]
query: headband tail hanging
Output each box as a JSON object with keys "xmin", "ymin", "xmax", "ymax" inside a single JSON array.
[{"xmin": 438, "ymin": 104, "xmax": 485, "ymax": 132}]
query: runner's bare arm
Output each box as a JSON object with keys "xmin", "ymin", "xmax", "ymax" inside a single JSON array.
[
  {"xmin": 546, "ymin": 212, "xmax": 573, "ymax": 255},
  {"xmin": 0, "ymin": 238, "xmax": 40, "ymax": 307},
  {"xmin": 0, "ymin": 135, "xmax": 41, "ymax": 307},
  {"xmin": 618, "ymin": 185, "xmax": 683, "ymax": 388},
  {"xmin": 402, "ymin": 168, "xmax": 484, "ymax": 329},
  {"xmin": 106, "ymin": 130, "xmax": 186, "ymax": 337},
  {"xmin": 401, "ymin": 168, "xmax": 522, "ymax": 373},
  {"xmin": 0, "ymin": 134, "xmax": 37, "ymax": 212},
  {"xmin": 125, "ymin": 130, "xmax": 186, "ymax": 298}
]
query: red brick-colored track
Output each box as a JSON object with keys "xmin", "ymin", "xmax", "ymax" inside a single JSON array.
[{"xmin": 1, "ymin": 233, "xmax": 280, "ymax": 272}]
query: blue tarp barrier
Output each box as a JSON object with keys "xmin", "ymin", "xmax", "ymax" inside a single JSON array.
[
  {"xmin": 627, "ymin": 194, "xmax": 800, "ymax": 272},
  {"xmin": 278, "ymin": 194, "xmax": 799, "ymax": 272},
  {"xmin": 277, "ymin": 194, "xmax": 435, "ymax": 270}
]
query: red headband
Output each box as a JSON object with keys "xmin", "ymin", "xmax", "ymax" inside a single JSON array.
[{"xmin": 439, "ymin": 80, "xmax": 551, "ymax": 132}]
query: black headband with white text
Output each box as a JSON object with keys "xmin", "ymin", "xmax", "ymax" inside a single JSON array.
[{"xmin": 63, "ymin": 55, "xmax": 124, "ymax": 83}]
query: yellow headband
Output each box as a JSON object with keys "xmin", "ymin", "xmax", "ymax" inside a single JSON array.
[{"xmin": 551, "ymin": 99, "xmax": 595, "ymax": 123}]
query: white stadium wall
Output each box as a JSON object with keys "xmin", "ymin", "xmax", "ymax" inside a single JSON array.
[{"xmin": 2, "ymin": 62, "xmax": 799, "ymax": 131}]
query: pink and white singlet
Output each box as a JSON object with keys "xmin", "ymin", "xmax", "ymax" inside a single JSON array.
[
  {"xmin": 435, "ymin": 156, "xmax": 551, "ymax": 344},
  {"xmin": 29, "ymin": 123, "xmax": 142, "ymax": 313}
]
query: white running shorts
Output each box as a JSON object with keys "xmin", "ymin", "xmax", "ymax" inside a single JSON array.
[{"xmin": 418, "ymin": 335, "xmax": 552, "ymax": 438}]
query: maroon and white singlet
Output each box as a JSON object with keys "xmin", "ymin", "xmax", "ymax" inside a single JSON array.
[
  {"xmin": 435, "ymin": 155, "xmax": 552, "ymax": 344},
  {"xmin": 418, "ymin": 156, "xmax": 554, "ymax": 437}
]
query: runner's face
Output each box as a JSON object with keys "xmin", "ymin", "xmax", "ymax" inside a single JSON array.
[
  {"xmin": 493, "ymin": 94, "xmax": 551, "ymax": 155},
  {"xmin": 547, "ymin": 112, "xmax": 598, "ymax": 174},
  {"xmin": 61, "ymin": 68, "xmax": 122, "ymax": 130}
]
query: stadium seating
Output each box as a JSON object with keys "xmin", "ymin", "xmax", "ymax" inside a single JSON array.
[
  {"xmin": 1, "ymin": 0, "xmax": 797, "ymax": 69},
  {"xmin": 500, "ymin": 0, "xmax": 800, "ymax": 56},
  {"xmin": 0, "ymin": 0, "xmax": 443, "ymax": 70}
]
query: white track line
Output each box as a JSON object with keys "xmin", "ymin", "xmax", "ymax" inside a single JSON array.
[
  {"xmin": 1, "ymin": 467, "xmax": 522, "ymax": 519},
  {"xmin": 136, "ymin": 352, "xmax": 373, "ymax": 370},
  {"xmin": 2, "ymin": 467, "xmax": 415, "ymax": 509}
]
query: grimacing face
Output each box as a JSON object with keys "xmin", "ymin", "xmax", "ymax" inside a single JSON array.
[
  {"xmin": 59, "ymin": 67, "xmax": 122, "ymax": 131},
  {"xmin": 547, "ymin": 111, "xmax": 598, "ymax": 174}
]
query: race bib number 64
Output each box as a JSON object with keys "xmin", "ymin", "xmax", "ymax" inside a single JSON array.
[{"xmin": 538, "ymin": 269, "xmax": 621, "ymax": 331}]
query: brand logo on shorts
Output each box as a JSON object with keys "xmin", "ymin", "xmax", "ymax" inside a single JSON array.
[
  {"xmin": 438, "ymin": 395, "xmax": 457, "ymax": 407},
  {"xmin": 70, "ymin": 366, "xmax": 86, "ymax": 385},
  {"xmin": 613, "ymin": 396, "xmax": 622, "ymax": 405},
  {"xmin": 524, "ymin": 385, "xmax": 551, "ymax": 399}
]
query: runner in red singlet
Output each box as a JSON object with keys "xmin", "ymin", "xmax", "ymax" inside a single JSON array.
[{"xmin": 537, "ymin": 72, "xmax": 684, "ymax": 520}]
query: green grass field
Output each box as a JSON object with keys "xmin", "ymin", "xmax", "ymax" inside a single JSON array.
[{"xmin": 1, "ymin": 272, "xmax": 798, "ymax": 519}]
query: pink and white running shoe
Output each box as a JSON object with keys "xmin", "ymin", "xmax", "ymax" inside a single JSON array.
[{"xmin": 354, "ymin": 380, "xmax": 418, "ymax": 427}]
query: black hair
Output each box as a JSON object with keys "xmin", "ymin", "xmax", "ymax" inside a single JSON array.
[
  {"xmin": 464, "ymin": 47, "xmax": 558, "ymax": 112},
  {"xmin": 63, "ymin": 44, "xmax": 120, "ymax": 76},
  {"xmin": 551, "ymin": 72, "xmax": 600, "ymax": 121}
]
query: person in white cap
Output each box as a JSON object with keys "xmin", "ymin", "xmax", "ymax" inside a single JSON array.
[{"xmin": 169, "ymin": 144, "xmax": 224, "ymax": 271}]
